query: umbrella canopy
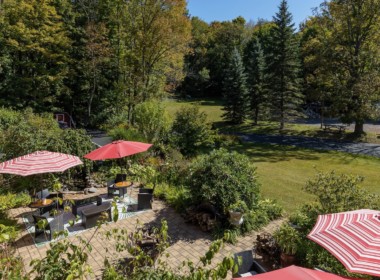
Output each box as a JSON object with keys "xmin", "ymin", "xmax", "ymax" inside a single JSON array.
[
  {"xmin": 232, "ymin": 265, "xmax": 360, "ymax": 280},
  {"xmin": 308, "ymin": 209, "xmax": 380, "ymax": 277},
  {"xmin": 0, "ymin": 151, "xmax": 83, "ymax": 176},
  {"xmin": 83, "ymin": 140, "xmax": 152, "ymax": 160}
]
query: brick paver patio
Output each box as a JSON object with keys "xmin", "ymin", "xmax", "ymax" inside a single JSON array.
[{"xmin": 9, "ymin": 188, "xmax": 284, "ymax": 279}]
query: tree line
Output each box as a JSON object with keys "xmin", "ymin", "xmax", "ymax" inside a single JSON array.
[
  {"xmin": 0, "ymin": 0, "xmax": 379, "ymax": 134},
  {"xmin": 0, "ymin": 0, "xmax": 191, "ymax": 127},
  {"xmin": 182, "ymin": 0, "xmax": 380, "ymax": 134}
]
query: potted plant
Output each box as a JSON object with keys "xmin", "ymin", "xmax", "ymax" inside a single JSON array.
[
  {"xmin": 228, "ymin": 200, "xmax": 248, "ymax": 226},
  {"xmin": 273, "ymin": 223, "xmax": 300, "ymax": 267}
]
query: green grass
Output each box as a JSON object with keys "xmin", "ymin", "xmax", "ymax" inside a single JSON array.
[
  {"xmin": 163, "ymin": 97, "xmax": 380, "ymax": 143},
  {"xmin": 163, "ymin": 98, "xmax": 224, "ymax": 123},
  {"xmin": 232, "ymin": 142, "xmax": 380, "ymax": 213},
  {"xmin": 165, "ymin": 97, "xmax": 380, "ymax": 213}
]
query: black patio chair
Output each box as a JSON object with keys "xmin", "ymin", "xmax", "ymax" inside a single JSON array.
[
  {"xmin": 115, "ymin": 174, "xmax": 127, "ymax": 183},
  {"xmin": 137, "ymin": 192, "xmax": 153, "ymax": 210},
  {"xmin": 233, "ymin": 250, "xmax": 267, "ymax": 277},
  {"xmin": 32, "ymin": 214, "xmax": 64, "ymax": 241}
]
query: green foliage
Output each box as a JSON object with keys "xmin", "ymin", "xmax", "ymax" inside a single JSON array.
[
  {"xmin": 134, "ymin": 101, "xmax": 171, "ymax": 143},
  {"xmin": 241, "ymin": 209, "xmax": 270, "ymax": 232},
  {"xmin": 288, "ymin": 170, "xmax": 379, "ymax": 277},
  {"xmin": 30, "ymin": 236, "xmax": 93, "ymax": 280},
  {"xmin": 0, "ymin": 243, "xmax": 27, "ymax": 280},
  {"xmin": 0, "ymin": 108, "xmax": 21, "ymax": 132},
  {"xmin": 128, "ymin": 164, "xmax": 158, "ymax": 187},
  {"xmin": 108, "ymin": 126, "xmax": 147, "ymax": 143},
  {"xmin": 171, "ymin": 105, "xmax": 215, "ymax": 156},
  {"xmin": 0, "ymin": 193, "xmax": 31, "ymax": 211},
  {"xmin": 311, "ymin": 0, "xmax": 380, "ymax": 134},
  {"xmin": 154, "ymin": 183, "xmax": 191, "ymax": 212},
  {"xmin": 304, "ymin": 171, "xmax": 380, "ymax": 214},
  {"xmin": 0, "ymin": 0, "xmax": 71, "ymax": 112},
  {"xmin": 228, "ymin": 200, "xmax": 248, "ymax": 213},
  {"xmin": 188, "ymin": 149, "xmax": 260, "ymax": 215},
  {"xmin": 273, "ymin": 223, "xmax": 300, "ymax": 255},
  {"xmin": 266, "ymin": 0, "xmax": 303, "ymax": 129},
  {"xmin": 244, "ymin": 36, "xmax": 267, "ymax": 124},
  {"xmin": 222, "ymin": 48, "xmax": 248, "ymax": 124},
  {"xmin": 0, "ymin": 224, "xmax": 18, "ymax": 243},
  {"xmin": 257, "ymin": 199, "xmax": 283, "ymax": 220}
]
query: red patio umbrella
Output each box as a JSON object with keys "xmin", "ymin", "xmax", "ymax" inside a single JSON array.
[
  {"xmin": 83, "ymin": 140, "xmax": 152, "ymax": 160},
  {"xmin": 232, "ymin": 265, "xmax": 360, "ymax": 280},
  {"xmin": 0, "ymin": 150, "xmax": 83, "ymax": 176},
  {"xmin": 308, "ymin": 209, "xmax": 380, "ymax": 277}
]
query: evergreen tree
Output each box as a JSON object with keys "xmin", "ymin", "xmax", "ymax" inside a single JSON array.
[
  {"xmin": 222, "ymin": 48, "xmax": 248, "ymax": 124},
  {"xmin": 245, "ymin": 37, "xmax": 266, "ymax": 124},
  {"xmin": 266, "ymin": 0, "xmax": 303, "ymax": 130}
]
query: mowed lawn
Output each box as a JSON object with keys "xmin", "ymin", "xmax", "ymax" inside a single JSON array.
[
  {"xmin": 232, "ymin": 143, "xmax": 380, "ymax": 213},
  {"xmin": 164, "ymin": 98, "xmax": 380, "ymax": 213}
]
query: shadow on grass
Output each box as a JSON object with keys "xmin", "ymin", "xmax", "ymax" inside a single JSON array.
[{"xmin": 232, "ymin": 143, "xmax": 323, "ymax": 163}]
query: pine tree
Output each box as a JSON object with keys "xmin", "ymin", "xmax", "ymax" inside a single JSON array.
[
  {"xmin": 266, "ymin": 0, "xmax": 303, "ymax": 130},
  {"xmin": 245, "ymin": 37, "xmax": 266, "ymax": 125},
  {"xmin": 222, "ymin": 48, "xmax": 248, "ymax": 124}
]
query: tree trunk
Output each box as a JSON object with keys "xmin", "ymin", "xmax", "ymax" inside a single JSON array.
[
  {"xmin": 254, "ymin": 107, "xmax": 259, "ymax": 125},
  {"xmin": 354, "ymin": 121, "xmax": 364, "ymax": 135}
]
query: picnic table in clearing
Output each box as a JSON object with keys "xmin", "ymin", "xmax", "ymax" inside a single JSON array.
[{"xmin": 323, "ymin": 123, "xmax": 350, "ymax": 132}]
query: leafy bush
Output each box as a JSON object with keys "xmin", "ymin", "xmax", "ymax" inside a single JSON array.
[
  {"xmin": 108, "ymin": 126, "xmax": 147, "ymax": 142},
  {"xmin": 154, "ymin": 183, "xmax": 191, "ymax": 212},
  {"xmin": 0, "ymin": 107, "xmax": 21, "ymax": 132},
  {"xmin": 187, "ymin": 149, "xmax": 260, "ymax": 215},
  {"xmin": 304, "ymin": 171, "xmax": 380, "ymax": 213},
  {"xmin": 0, "ymin": 224, "xmax": 18, "ymax": 243},
  {"xmin": 134, "ymin": 101, "xmax": 171, "ymax": 143},
  {"xmin": 257, "ymin": 199, "xmax": 283, "ymax": 220},
  {"xmin": 0, "ymin": 243, "xmax": 27, "ymax": 280},
  {"xmin": 0, "ymin": 193, "xmax": 31, "ymax": 211},
  {"xmin": 170, "ymin": 105, "xmax": 215, "ymax": 156},
  {"xmin": 241, "ymin": 209, "xmax": 270, "ymax": 232}
]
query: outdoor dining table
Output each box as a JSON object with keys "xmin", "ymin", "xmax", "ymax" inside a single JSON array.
[
  {"xmin": 29, "ymin": 199, "xmax": 55, "ymax": 215},
  {"xmin": 113, "ymin": 181, "xmax": 133, "ymax": 198}
]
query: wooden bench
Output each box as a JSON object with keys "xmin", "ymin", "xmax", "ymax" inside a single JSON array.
[
  {"xmin": 323, "ymin": 124, "xmax": 349, "ymax": 132},
  {"xmin": 81, "ymin": 202, "xmax": 112, "ymax": 229}
]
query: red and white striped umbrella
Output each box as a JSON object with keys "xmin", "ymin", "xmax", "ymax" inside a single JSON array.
[
  {"xmin": 308, "ymin": 209, "xmax": 380, "ymax": 277},
  {"xmin": 0, "ymin": 151, "xmax": 83, "ymax": 176}
]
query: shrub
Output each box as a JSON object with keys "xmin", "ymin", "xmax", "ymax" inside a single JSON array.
[
  {"xmin": 257, "ymin": 199, "xmax": 283, "ymax": 220},
  {"xmin": 0, "ymin": 107, "xmax": 21, "ymax": 132},
  {"xmin": 134, "ymin": 101, "xmax": 171, "ymax": 143},
  {"xmin": 0, "ymin": 193, "xmax": 31, "ymax": 211},
  {"xmin": 108, "ymin": 126, "xmax": 147, "ymax": 142},
  {"xmin": 303, "ymin": 171, "xmax": 380, "ymax": 213},
  {"xmin": 154, "ymin": 183, "xmax": 191, "ymax": 212},
  {"xmin": 188, "ymin": 149, "xmax": 260, "ymax": 215},
  {"xmin": 170, "ymin": 105, "xmax": 215, "ymax": 156}
]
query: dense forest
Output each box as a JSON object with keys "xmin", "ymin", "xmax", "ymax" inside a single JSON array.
[{"xmin": 0, "ymin": 0, "xmax": 379, "ymax": 134}]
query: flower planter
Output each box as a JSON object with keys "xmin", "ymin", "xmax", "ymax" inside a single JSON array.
[{"xmin": 229, "ymin": 210, "xmax": 244, "ymax": 226}]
